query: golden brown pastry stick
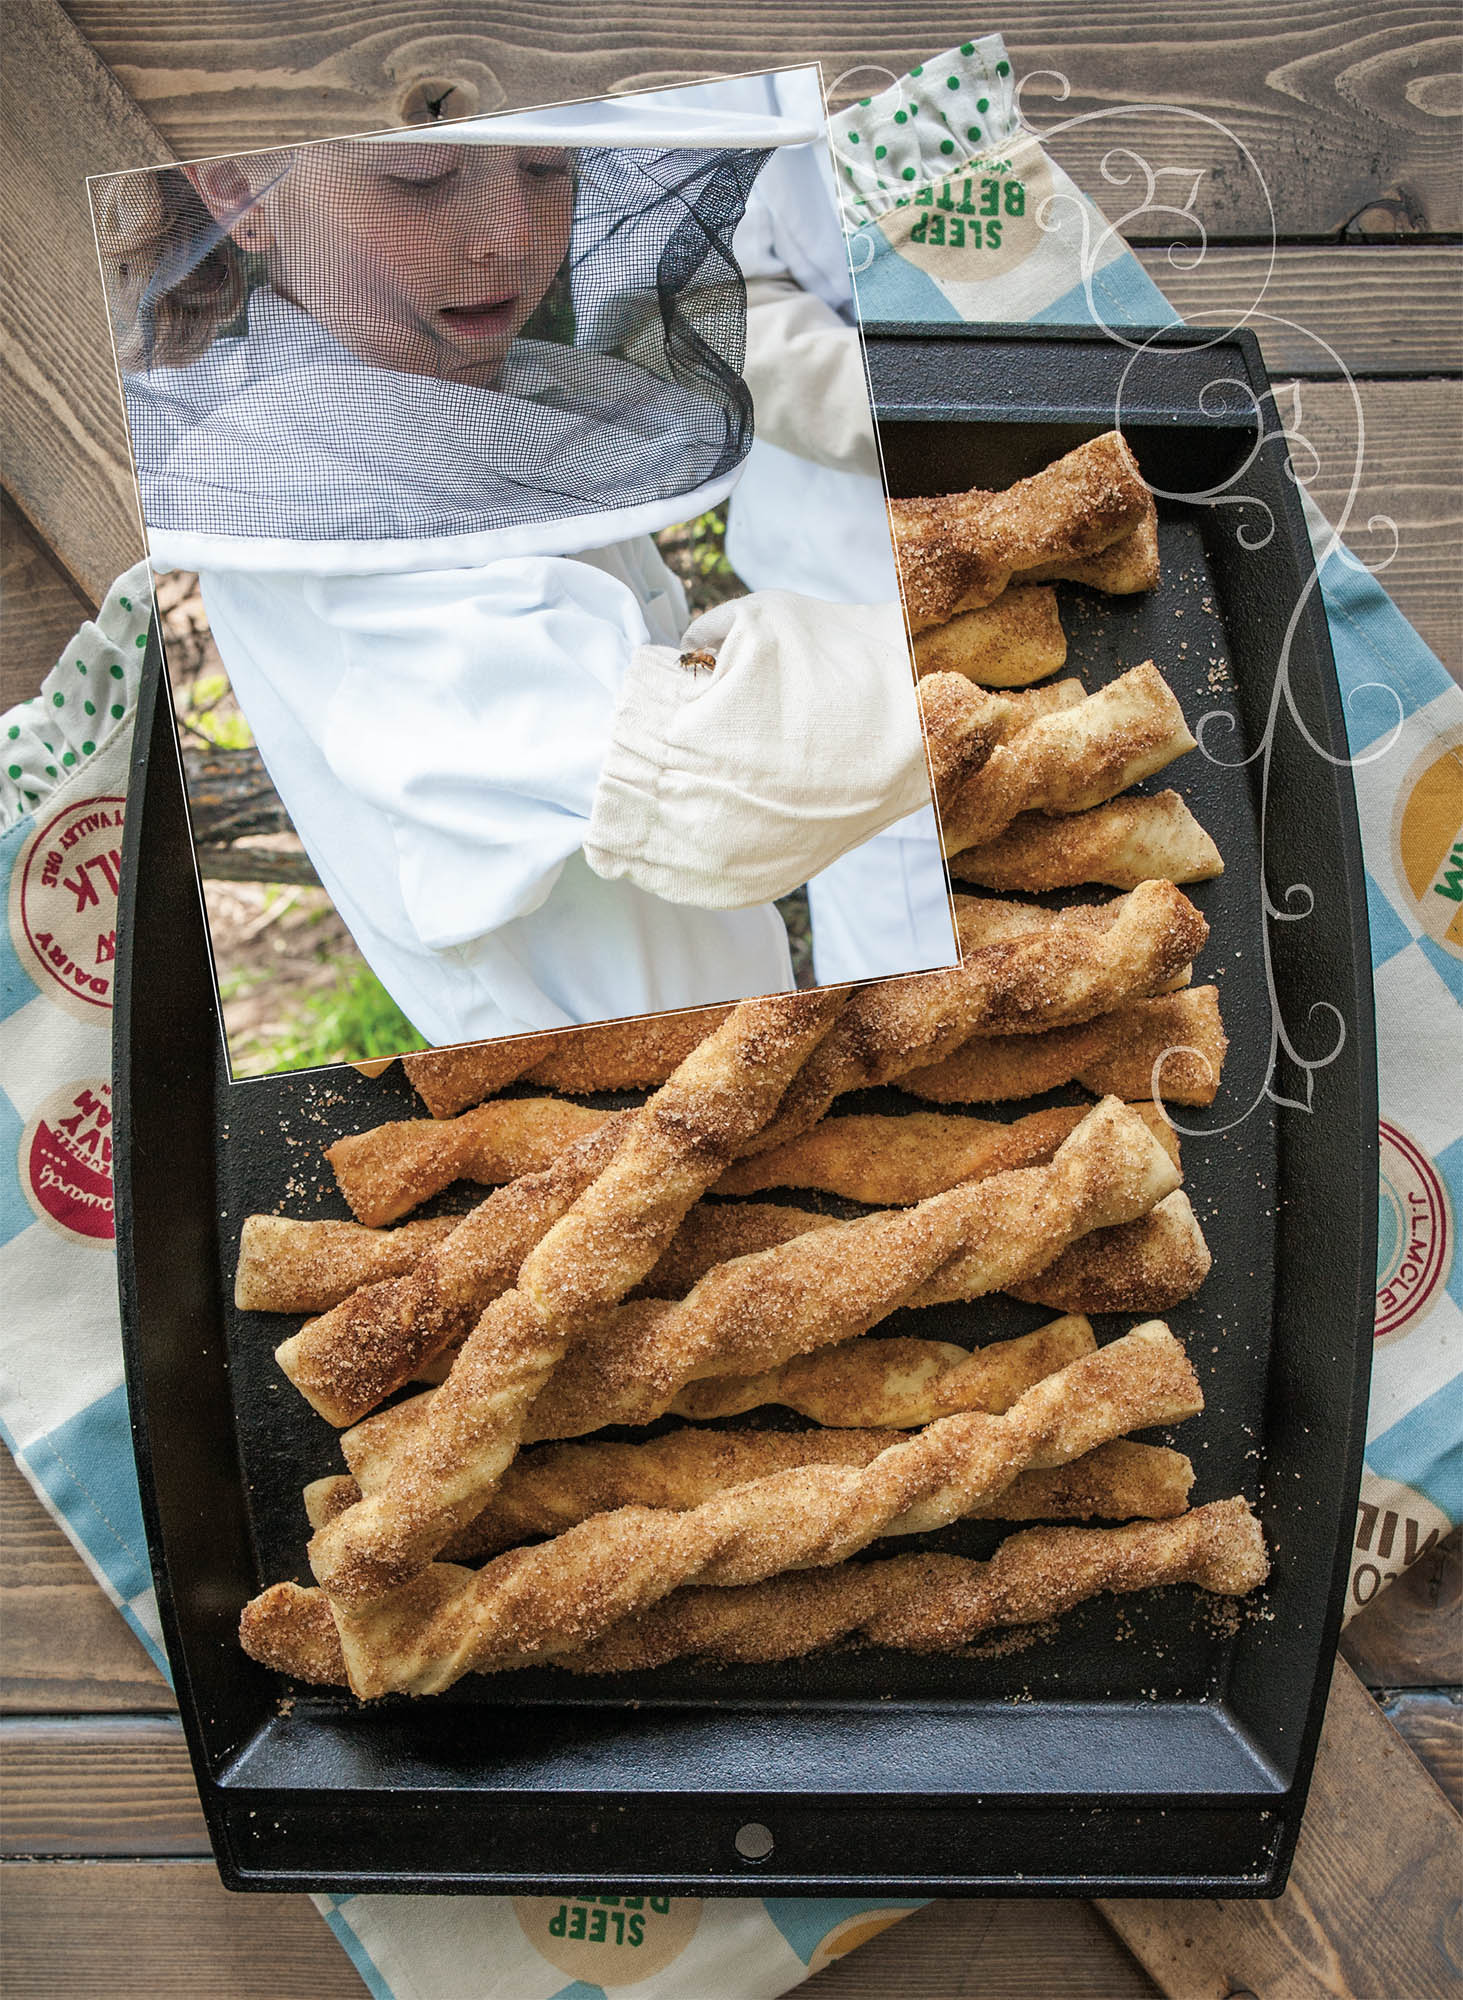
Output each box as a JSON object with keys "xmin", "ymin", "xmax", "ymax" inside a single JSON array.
[
  {"xmin": 240, "ymin": 1497, "xmax": 1264, "ymax": 1686},
  {"xmin": 892, "ymin": 432, "xmax": 1152, "ymax": 631},
  {"xmin": 305, "ymin": 1431, "xmax": 1193, "ymax": 1565},
  {"xmin": 918, "ymin": 676, "xmax": 1086, "ymax": 802},
  {"xmin": 750, "ymin": 882, "xmax": 1208, "ymax": 1153},
  {"xmin": 401, "ymin": 1037, "xmax": 566, "ymax": 1118},
  {"xmin": 928, "ymin": 663, "xmax": 1196, "ymax": 858},
  {"xmin": 912, "ymin": 585, "xmax": 1067, "ymax": 686},
  {"xmin": 400, "ymin": 1007, "xmax": 733, "ymax": 1118},
  {"xmin": 525, "ymin": 1006, "xmax": 733, "ymax": 1095},
  {"xmin": 311, "ymin": 1322, "xmax": 1101, "ymax": 1533},
  {"xmin": 664, "ymin": 1317, "xmax": 1097, "ymax": 1426},
  {"xmin": 302, "ymin": 1094, "xmax": 1178, "ymax": 1243},
  {"xmin": 931, "ymin": 1187, "xmax": 1210, "ymax": 1315},
  {"xmin": 303, "ymin": 1322, "xmax": 1206, "ymax": 1695},
  {"xmin": 275, "ymin": 1113, "xmax": 635, "ymax": 1426},
  {"xmin": 235, "ymin": 1215, "xmax": 459, "ymax": 1315},
  {"xmin": 567, "ymin": 1495, "xmax": 1265, "ymax": 1672},
  {"xmin": 307, "ymin": 991, "xmax": 845, "ymax": 1602},
  {"xmin": 903, "ymin": 985, "xmax": 1227, "ymax": 1107},
  {"xmin": 718, "ymin": 1099, "xmax": 1178, "ymax": 1203},
  {"xmin": 951, "ymin": 791, "xmax": 1223, "ymax": 894},
  {"xmin": 341, "ymin": 1098, "xmax": 1180, "ymax": 1489},
  {"xmin": 328, "ymin": 1098, "xmax": 609, "ymax": 1228},
  {"xmin": 1022, "ymin": 507, "xmax": 1161, "ymax": 595},
  {"xmin": 403, "ymin": 1183, "xmax": 1206, "ymax": 1403}
]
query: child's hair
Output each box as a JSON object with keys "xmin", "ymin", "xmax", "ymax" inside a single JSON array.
[{"xmin": 93, "ymin": 168, "xmax": 248, "ymax": 370}]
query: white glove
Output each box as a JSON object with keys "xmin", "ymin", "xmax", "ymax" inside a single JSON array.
[
  {"xmin": 742, "ymin": 277, "xmax": 883, "ymax": 479},
  {"xmin": 584, "ymin": 589, "xmax": 932, "ymax": 908}
]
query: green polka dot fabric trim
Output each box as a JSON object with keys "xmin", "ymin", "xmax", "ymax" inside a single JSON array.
[
  {"xmin": 0, "ymin": 559, "xmax": 152, "ymax": 831},
  {"xmin": 828, "ymin": 32, "xmax": 1019, "ymax": 217}
]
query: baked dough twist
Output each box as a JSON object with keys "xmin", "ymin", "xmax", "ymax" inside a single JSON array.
[
  {"xmin": 750, "ymin": 882, "xmax": 1208, "ymax": 1154},
  {"xmin": 291, "ymin": 1322, "xmax": 1204, "ymax": 1694},
  {"xmin": 338, "ymin": 1100, "xmax": 1180, "ymax": 1502},
  {"xmin": 923, "ymin": 662, "xmax": 1196, "ymax": 858},
  {"xmin": 240, "ymin": 1496, "xmax": 1262, "ymax": 1686},
  {"xmin": 305, "ymin": 1428, "xmax": 1193, "ymax": 1561},
  {"xmin": 307, "ymin": 991, "xmax": 845, "ymax": 1600},
  {"xmin": 912, "ymin": 584, "xmax": 1067, "ymax": 686},
  {"xmin": 892, "ymin": 432, "xmax": 1153, "ymax": 631},
  {"xmin": 402, "ymin": 1006, "xmax": 733, "ymax": 1118},
  {"xmin": 951, "ymin": 791, "xmax": 1223, "ymax": 894},
  {"xmin": 903, "ymin": 985, "xmax": 1227, "ymax": 1107}
]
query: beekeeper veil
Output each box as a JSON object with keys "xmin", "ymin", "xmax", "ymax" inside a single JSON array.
[{"xmin": 91, "ymin": 93, "xmax": 819, "ymax": 574}]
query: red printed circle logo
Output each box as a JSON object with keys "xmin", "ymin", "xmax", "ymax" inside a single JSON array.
[
  {"xmin": 9, "ymin": 796, "xmax": 125, "ymax": 1017},
  {"xmin": 1375, "ymin": 1119, "xmax": 1453, "ymax": 1340},
  {"xmin": 21, "ymin": 1080, "xmax": 115, "ymax": 1244}
]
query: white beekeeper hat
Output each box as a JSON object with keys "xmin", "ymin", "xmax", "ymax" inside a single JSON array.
[{"xmin": 92, "ymin": 79, "xmax": 825, "ymax": 574}]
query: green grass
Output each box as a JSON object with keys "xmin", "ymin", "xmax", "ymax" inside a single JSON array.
[{"xmin": 238, "ymin": 962, "xmax": 429, "ymax": 1075}]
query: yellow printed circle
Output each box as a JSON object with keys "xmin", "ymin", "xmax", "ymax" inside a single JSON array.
[
  {"xmin": 512, "ymin": 1893, "xmax": 700, "ymax": 1987},
  {"xmin": 806, "ymin": 1907, "xmax": 921, "ymax": 1975},
  {"xmin": 1392, "ymin": 731, "xmax": 1463, "ymax": 958}
]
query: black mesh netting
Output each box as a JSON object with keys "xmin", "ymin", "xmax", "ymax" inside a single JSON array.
[{"xmin": 92, "ymin": 137, "xmax": 769, "ymax": 547}]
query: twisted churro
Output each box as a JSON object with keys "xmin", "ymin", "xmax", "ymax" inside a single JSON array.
[
  {"xmin": 402, "ymin": 1008, "xmax": 733, "ymax": 1118},
  {"xmin": 1022, "ymin": 508, "xmax": 1161, "ymax": 596},
  {"xmin": 236, "ymin": 1214, "xmax": 458, "ymax": 1315},
  {"xmin": 340, "ymin": 1099, "xmax": 1180, "ymax": 1498},
  {"xmin": 333, "ymin": 1321, "xmax": 1098, "ymax": 1513},
  {"xmin": 924, "ymin": 1188, "xmax": 1210, "ymax": 1315},
  {"xmin": 664, "ymin": 1318, "xmax": 1097, "ymax": 1426},
  {"xmin": 298, "ymin": 1322, "xmax": 1205, "ymax": 1694},
  {"xmin": 397, "ymin": 1181, "xmax": 1206, "ymax": 1409},
  {"xmin": 750, "ymin": 882, "xmax": 1208, "ymax": 1153},
  {"xmin": 328, "ymin": 1098, "xmax": 607, "ymax": 1228},
  {"xmin": 951, "ymin": 791, "xmax": 1223, "ymax": 894},
  {"xmin": 240, "ymin": 1497, "xmax": 1264, "ymax": 1686},
  {"xmin": 275, "ymin": 1113, "xmax": 635, "ymax": 1426},
  {"xmin": 912, "ymin": 585, "xmax": 1067, "ymax": 686},
  {"xmin": 306, "ymin": 1428, "xmax": 1193, "ymax": 1564},
  {"xmin": 568, "ymin": 1495, "xmax": 1265, "ymax": 1673},
  {"xmin": 903, "ymin": 986, "xmax": 1227, "ymax": 1107},
  {"xmin": 401, "ymin": 1036, "xmax": 565, "ymax": 1118},
  {"xmin": 926, "ymin": 663, "xmax": 1196, "ymax": 858},
  {"xmin": 299, "ymin": 1094, "xmax": 1180, "ymax": 1241},
  {"xmin": 307, "ymin": 991, "xmax": 845, "ymax": 1601},
  {"xmin": 892, "ymin": 432, "xmax": 1153, "ymax": 631},
  {"xmin": 717, "ymin": 1100, "xmax": 1179, "ymax": 1203}
]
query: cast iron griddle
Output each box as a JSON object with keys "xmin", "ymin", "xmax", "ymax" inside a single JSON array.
[{"xmin": 115, "ymin": 326, "xmax": 1376, "ymax": 1896}]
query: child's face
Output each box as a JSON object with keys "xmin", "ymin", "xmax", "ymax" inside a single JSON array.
[{"xmin": 261, "ymin": 142, "xmax": 574, "ymax": 385}]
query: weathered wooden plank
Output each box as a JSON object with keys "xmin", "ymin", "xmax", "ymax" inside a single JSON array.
[
  {"xmin": 1293, "ymin": 378, "xmax": 1461, "ymax": 673},
  {"xmin": 1, "ymin": 0, "xmax": 159, "ymax": 604},
  {"xmin": 1343, "ymin": 1524, "xmax": 1463, "ymax": 1689},
  {"xmin": 0, "ymin": 1453, "xmax": 172, "ymax": 1715},
  {"xmin": 1378, "ymin": 1692, "xmax": 1463, "ymax": 1815},
  {"xmin": 1100, "ymin": 1658, "xmax": 1463, "ymax": 2000},
  {"xmin": 60, "ymin": 2, "xmax": 1463, "ymax": 237},
  {"xmin": 0, "ymin": 1719, "xmax": 206, "ymax": 1857},
  {"xmin": 1136, "ymin": 245, "xmax": 1463, "ymax": 377},
  {"xmin": 0, "ymin": 494, "xmax": 94, "ymax": 711},
  {"xmin": 0, "ymin": 1862, "xmax": 370, "ymax": 1999}
]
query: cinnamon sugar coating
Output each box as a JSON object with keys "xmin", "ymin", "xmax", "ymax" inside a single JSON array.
[
  {"xmin": 912, "ymin": 585, "xmax": 1067, "ymax": 686},
  {"xmin": 951, "ymin": 790, "xmax": 1222, "ymax": 894}
]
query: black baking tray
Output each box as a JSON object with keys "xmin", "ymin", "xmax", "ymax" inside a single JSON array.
[{"xmin": 114, "ymin": 325, "xmax": 1376, "ymax": 1896}]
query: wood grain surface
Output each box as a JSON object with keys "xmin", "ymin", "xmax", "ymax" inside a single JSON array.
[
  {"xmin": 1100, "ymin": 1659, "xmax": 1463, "ymax": 2000},
  {"xmin": 0, "ymin": 0, "xmax": 162, "ymax": 603},
  {"xmin": 57, "ymin": 2, "xmax": 1463, "ymax": 237}
]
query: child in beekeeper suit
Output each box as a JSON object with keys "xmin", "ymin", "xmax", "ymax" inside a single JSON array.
[{"xmin": 96, "ymin": 92, "xmax": 954, "ymax": 1051}]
